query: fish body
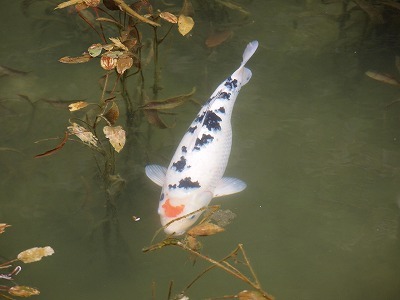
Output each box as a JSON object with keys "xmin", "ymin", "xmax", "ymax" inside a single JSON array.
[{"xmin": 146, "ymin": 41, "xmax": 258, "ymax": 235}]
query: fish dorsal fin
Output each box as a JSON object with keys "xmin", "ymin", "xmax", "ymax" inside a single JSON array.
[
  {"xmin": 145, "ymin": 164, "xmax": 167, "ymax": 187},
  {"xmin": 214, "ymin": 177, "xmax": 247, "ymax": 197}
]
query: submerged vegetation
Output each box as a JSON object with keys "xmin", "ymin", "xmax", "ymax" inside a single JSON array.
[{"xmin": 0, "ymin": 224, "xmax": 54, "ymax": 299}]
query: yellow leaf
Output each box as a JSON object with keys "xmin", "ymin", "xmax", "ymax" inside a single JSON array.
[
  {"xmin": 55, "ymin": 0, "xmax": 83, "ymax": 10},
  {"xmin": 9, "ymin": 286, "xmax": 40, "ymax": 297},
  {"xmin": 178, "ymin": 15, "xmax": 194, "ymax": 36},
  {"xmin": 103, "ymin": 126, "xmax": 126, "ymax": 153},
  {"xmin": 59, "ymin": 53, "xmax": 92, "ymax": 64},
  {"xmin": 17, "ymin": 246, "xmax": 55, "ymax": 263},
  {"xmin": 68, "ymin": 101, "xmax": 90, "ymax": 111}
]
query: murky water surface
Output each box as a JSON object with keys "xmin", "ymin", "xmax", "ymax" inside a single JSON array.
[{"xmin": 1, "ymin": 1, "xmax": 400, "ymax": 299}]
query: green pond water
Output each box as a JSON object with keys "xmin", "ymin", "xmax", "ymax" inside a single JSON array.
[{"xmin": 1, "ymin": 1, "xmax": 400, "ymax": 299}]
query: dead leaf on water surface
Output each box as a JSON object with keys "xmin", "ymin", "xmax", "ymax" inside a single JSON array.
[
  {"xmin": 104, "ymin": 102, "xmax": 120, "ymax": 125},
  {"xmin": 103, "ymin": 125, "xmax": 126, "ymax": 153},
  {"xmin": 8, "ymin": 286, "xmax": 40, "ymax": 297},
  {"xmin": 187, "ymin": 222, "xmax": 225, "ymax": 236},
  {"xmin": 68, "ymin": 101, "xmax": 90, "ymax": 111},
  {"xmin": 100, "ymin": 55, "xmax": 117, "ymax": 70},
  {"xmin": 68, "ymin": 123, "xmax": 98, "ymax": 147},
  {"xmin": 159, "ymin": 12, "xmax": 178, "ymax": 23},
  {"xmin": 109, "ymin": 37, "xmax": 129, "ymax": 51},
  {"xmin": 116, "ymin": 55, "xmax": 133, "ymax": 74},
  {"xmin": 54, "ymin": 0, "xmax": 83, "ymax": 10},
  {"xmin": 178, "ymin": 15, "xmax": 194, "ymax": 36},
  {"xmin": 17, "ymin": 246, "xmax": 55, "ymax": 263},
  {"xmin": 59, "ymin": 53, "xmax": 92, "ymax": 64}
]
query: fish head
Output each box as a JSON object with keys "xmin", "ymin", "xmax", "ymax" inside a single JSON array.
[{"xmin": 158, "ymin": 190, "xmax": 213, "ymax": 235}]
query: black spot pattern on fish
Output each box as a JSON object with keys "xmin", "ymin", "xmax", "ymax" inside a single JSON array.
[
  {"xmin": 181, "ymin": 146, "xmax": 187, "ymax": 153},
  {"xmin": 160, "ymin": 193, "xmax": 164, "ymax": 201},
  {"xmin": 194, "ymin": 134, "xmax": 214, "ymax": 150},
  {"xmin": 195, "ymin": 111, "xmax": 206, "ymax": 123},
  {"xmin": 172, "ymin": 156, "xmax": 186, "ymax": 172},
  {"xmin": 178, "ymin": 177, "xmax": 201, "ymax": 189},
  {"xmin": 217, "ymin": 106, "xmax": 225, "ymax": 113},
  {"xmin": 219, "ymin": 92, "xmax": 231, "ymax": 100},
  {"xmin": 168, "ymin": 183, "xmax": 177, "ymax": 189},
  {"xmin": 224, "ymin": 77, "xmax": 238, "ymax": 89},
  {"xmin": 203, "ymin": 111, "xmax": 222, "ymax": 131},
  {"xmin": 187, "ymin": 125, "xmax": 197, "ymax": 133}
]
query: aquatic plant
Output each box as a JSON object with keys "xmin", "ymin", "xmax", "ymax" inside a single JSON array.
[
  {"xmin": 143, "ymin": 208, "xmax": 275, "ymax": 300},
  {"xmin": 0, "ymin": 224, "xmax": 54, "ymax": 299}
]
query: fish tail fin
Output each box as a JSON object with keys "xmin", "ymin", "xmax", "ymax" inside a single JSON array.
[{"xmin": 241, "ymin": 40, "xmax": 258, "ymax": 67}]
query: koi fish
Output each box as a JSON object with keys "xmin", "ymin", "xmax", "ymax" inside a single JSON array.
[{"xmin": 145, "ymin": 40, "xmax": 258, "ymax": 235}]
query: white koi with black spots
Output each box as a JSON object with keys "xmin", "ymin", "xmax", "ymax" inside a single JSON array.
[{"xmin": 146, "ymin": 40, "xmax": 258, "ymax": 235}]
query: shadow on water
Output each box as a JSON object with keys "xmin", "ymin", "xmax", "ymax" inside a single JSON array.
[{"xmin": 1, "ymin": 0, "xmax": 400, "ymax": 299}]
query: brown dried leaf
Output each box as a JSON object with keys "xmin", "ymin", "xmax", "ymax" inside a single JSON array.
[
  {"xmin": 116, "ymin": 56, "xmax": 133, "ymax": 74},
  {"xmin": 68, "ymin": 123, "xmax": 98, "ymax": 147},
  {"xmin": 109, "ymin": 37, "xmax": 129, "ymax": 51},
  {"xmin": 103, "ymin": 126, "xmax": 126, "ymax": 153},
  {"xmin": 35, "ymin": 132, "xmax": 69, "ymax": 158},
  {"xmin": 141, "ymin": 87, "xmax": 196, "ymax": 110},
  {"xmin": 68, "ymin": 101, "xmax": 90, "ymax": 111},
  {"xmin": 9, "ymin": 286, "xmax": 40, "ymax": 297},
  {"xmin": 187, "ymin": 222, "xmax": 225, "ymax": 236},
  {"xmin": 178, "ymin": 15, "xmax": 194, "ymax": 36},
  {"xmin": 104, "ymin": 102, "xmax": 120, "ymax": 125},
  {"xmin": 186, "ymin": 235, "xmax": 201, "ymax": 252},
  {"xmin": 17, "ymin": 246, "xmax": 55, "ymax": 263},
  {"xmin": 59, "ymin": 53, "xmax": 92, "ymax": 64},
  {"xmin": 100, "ymin": 55, "xmax": 117, "ymax": 70},
  {"xmin": 159, "ymin": 12, "xmax": 178, "ymax": 23},
  {"xmin": 181, "ymin": 0, "xmax": 195, "ymax": 17},
  {"xmin": 365, "ymin": 70, "xmax": 400, "ymax": 86},
  {"xmin": 0, "ymin": 223, "xmax": 11, "ymax": 234},
  {"xmin": 55, "ymin": 0, "xmax": 82, "ymax": 10}
]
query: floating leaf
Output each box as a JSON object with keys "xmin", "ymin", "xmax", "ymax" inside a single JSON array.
[
  {"xmin": 187, "ymin": 222, "xmax": 224, "ymax": 236},
  {"xmin": 59, "ymin": 53, "xmax": 92, "ymax": 64},
  {"xmin": 9, "ymin": 286, "xmax": 40, "ymax": 297},
  {"xmin": 103, "ymin": 126, "xmax": 126, "ymax": 153},
  {"xmin": 178, "ymin": 15, "xmax": 194, "ymax": 36},
  {"xmin": 88, "ymin": 43, "xmax": 103, "ymax": 57},
  {"xmin": 100, "ymin": 55, "xmax": 117, "ymax": 70},
  {"xmin": 55, "ymin": 0, "xmax": 82, "ymax": 10},
  {"xmin": 365, "ymin": 70, "xmax": 400, "ymax": 86},
  {"xmin": 35, "ymin": 132, "xmax": 69, "ymax": 158},
  {"xmin": 104, "ymin": 102, "xmax": 120, "ymax": 125},
  {"xmin": 116, "ymin": 55, "xmax": 133, "ymax": 74},
  {"xmin": 96, "ymin": 17, "xmax": 123, "ymax": 28},
  {"xmin": 68, "ymin": 101, "xmax": 90, "ymax": 111},
  {"xmin": 68, "ymin": 123, "xmax": 98, "ymax": 147},
  {"xmin": 109, "ymin": 37, "xmax": 129, "ymax": 51},
  {"xmin": 159, "ymin": 12, "xmax": 178, "ymax": 23},
  {"xmin": 141, "ymin": 87, "xmax": 196, "ymax": 110},
  {"xmin": 0, "ymin": 223, "xmax": 11, "ymax": 234},
  {"xmin": 186, "ymin": 235, "xmax": 201, "ymax": 252},
  {"xmin": 18, "ymin": 246, "xmax": 55, "ymax": 263}
]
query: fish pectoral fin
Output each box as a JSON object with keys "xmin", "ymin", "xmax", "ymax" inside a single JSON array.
[
  {"xmin": 214, "ymin": 177, "xmax": 247, "ymax": 197},
  {"xmin": 145, "ymin": 164, "xmax": 167, "ymax": 186}
]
